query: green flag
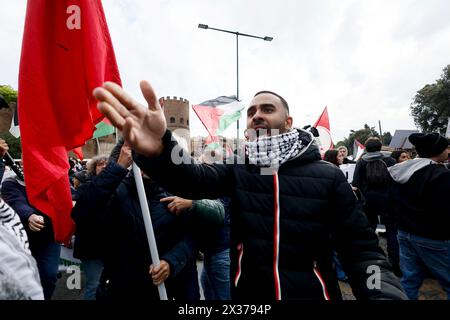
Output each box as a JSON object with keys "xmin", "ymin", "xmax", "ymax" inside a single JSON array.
[{"xmin": 92, "ymin": 121, "xmax": 115, "ymax": 139}]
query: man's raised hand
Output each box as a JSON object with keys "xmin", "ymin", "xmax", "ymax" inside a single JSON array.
[{"xmin": 93, "ymin": 81, "xmax": 167, "ymax": 157}]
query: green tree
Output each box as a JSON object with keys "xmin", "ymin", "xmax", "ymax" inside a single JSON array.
[
  {"xmin": 0, "ymin": 132, "xmax": 21, "ymax": 159},
  {"xmin": 0, "ymin": 85, "xmax": 18, "ymax": 104},
  {"xmin": 0, "ymin": 86, "xmax": 21, "ymax": 157},
  {"xmin": 411, "ymin": 65, "xmax": 450, "ymax": 134},
  {"xmin": 337, "ymin": 124, "xmax": 391, "ymax": 156},
  {"xmin": 381, "ymin": 131, "xmax": 392, "ymax": 146}
]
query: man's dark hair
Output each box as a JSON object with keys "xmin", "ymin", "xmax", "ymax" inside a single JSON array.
[
  {"xmin": 364, "ymin": 137, "xmax": 382, "ymax": 152},
  {"xmin": 254, "ymin": 91, "xmax": 289, "ymax": 114}
]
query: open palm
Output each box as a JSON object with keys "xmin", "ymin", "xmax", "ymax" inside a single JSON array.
[{"xmin": 93, "ymin": 81, "xmax": 167, "ymax": 157}]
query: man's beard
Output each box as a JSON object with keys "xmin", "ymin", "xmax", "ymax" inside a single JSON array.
[
  {"xmin": 245, "ymin": 128, "xmax": 308, "ymax": 168},
  {"xmin": 245, "ymin": 127, "xmax": 285, "ymax": 141}
]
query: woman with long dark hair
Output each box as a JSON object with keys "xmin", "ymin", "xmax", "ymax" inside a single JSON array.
[{"xmin": 324, "ymin": 149, "xmax": 344, "ymax": 166}]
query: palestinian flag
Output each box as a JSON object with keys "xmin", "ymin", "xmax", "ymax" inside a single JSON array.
[
  {"xmin": 92, "ymin": 120, "xmax": 115, "ymax": 139},
  {"xmin": 73, "ymin": 120, "xmax": 115, "ymax": 159},
  {"xmin": 192, "ymin": 95, "xmax": 244, "ymax": 138},
  {"xmin": 10, "ymin": 107, "xmax": 20, "ymax": 138},
  {"xmin": 353, "ymin": 139, "xmax": 365, "ymax": 161},
  {"xmin": 313, "ymin": 106, "xmax": 333, "ymax": 157}
]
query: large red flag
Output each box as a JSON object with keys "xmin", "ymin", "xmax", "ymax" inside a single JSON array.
[
  {"xmin": 18, "ymin": 0, "xmax": 121, "ymax": 243},
  {"xmin": 313, "ymin": 106, "xmax": 334, "ymax": 156}
]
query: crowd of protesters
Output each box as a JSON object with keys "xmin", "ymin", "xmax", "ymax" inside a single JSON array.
[
  {"xmin": 0, "ymin": 85, "xmax": 449, "ymax": 300},
  {"xmin": 93, "ymin": 82, "xmax": 406, "ymax": 301},
  {"xmin": 328, "ymin": 134, "xmax": 450, "ymax": 300}
]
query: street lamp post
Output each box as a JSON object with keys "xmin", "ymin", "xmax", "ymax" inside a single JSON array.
[{"xmin": 198, "ymin": 24, "xmax": 273, "ymax": 142}]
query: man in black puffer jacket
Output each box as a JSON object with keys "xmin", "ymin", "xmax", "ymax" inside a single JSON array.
[{"xmin": 93, "ymin": 81, "xmax": 407, "ymax": 300}]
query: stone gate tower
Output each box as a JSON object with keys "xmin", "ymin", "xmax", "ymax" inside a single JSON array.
[{"xmin": 161, "ymin": 96, "xmax": 190, "ymax": 151}]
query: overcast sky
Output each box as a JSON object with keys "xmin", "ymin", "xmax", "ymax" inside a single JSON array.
[{"xmin": 1, "ymin": 0, "xmax": 450, "ymax": 142}]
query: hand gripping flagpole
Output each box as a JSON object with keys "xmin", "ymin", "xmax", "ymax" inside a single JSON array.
[
  {"xmin": 3, "ymin": 151, "xmax": 24, "ymax": 181},
  {"xmin": 132, "ymin": 162, "xmax": 168, "ymax": 300}
]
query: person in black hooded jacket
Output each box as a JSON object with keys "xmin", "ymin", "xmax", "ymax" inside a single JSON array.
[
  {"xmin": 71, "ymin": 155, "xmax": 108, "ymax": 300},
  {"xmin": 389, "ymin": 133, "xmax": 450, "ymax": 299},
  {"xmin": 72, "ymin": 143, "xmax": 199, "ymax": 300},
  {"xmin": 93, "ymin": 81, "xmax": 407, "ymax": 300},
  {"xmin": 352, "ymin": 137, "xmax": 400, "ymax": 276},
  {"xmin": 352, "ymin": 137, "xmax": 396, "ymax": 230}
]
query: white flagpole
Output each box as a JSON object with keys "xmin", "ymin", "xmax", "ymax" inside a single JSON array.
[
  {"xmin": 132, "ymin": 162, "xmax": 168, "ymax": 300},
  {"xmin": 96, "ymin": 138, "xmax": 101, "ymax": 155}
]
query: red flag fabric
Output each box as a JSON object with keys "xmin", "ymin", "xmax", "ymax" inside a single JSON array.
[
  {"xmin": 72, "ymin": 147, "xmax": 84, "ymax": 160},
  {"xmin": 18, "ymin": 0, "xmax": 121, "ymax": 243},
  {"xmin": 313, "ymin": 106, "xmax": 334, "ymax": 156}
]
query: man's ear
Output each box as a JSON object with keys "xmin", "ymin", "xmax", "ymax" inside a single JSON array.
[{"xmin": 285, "ymin": 116, "xmax": 293, "ymax": 130}]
